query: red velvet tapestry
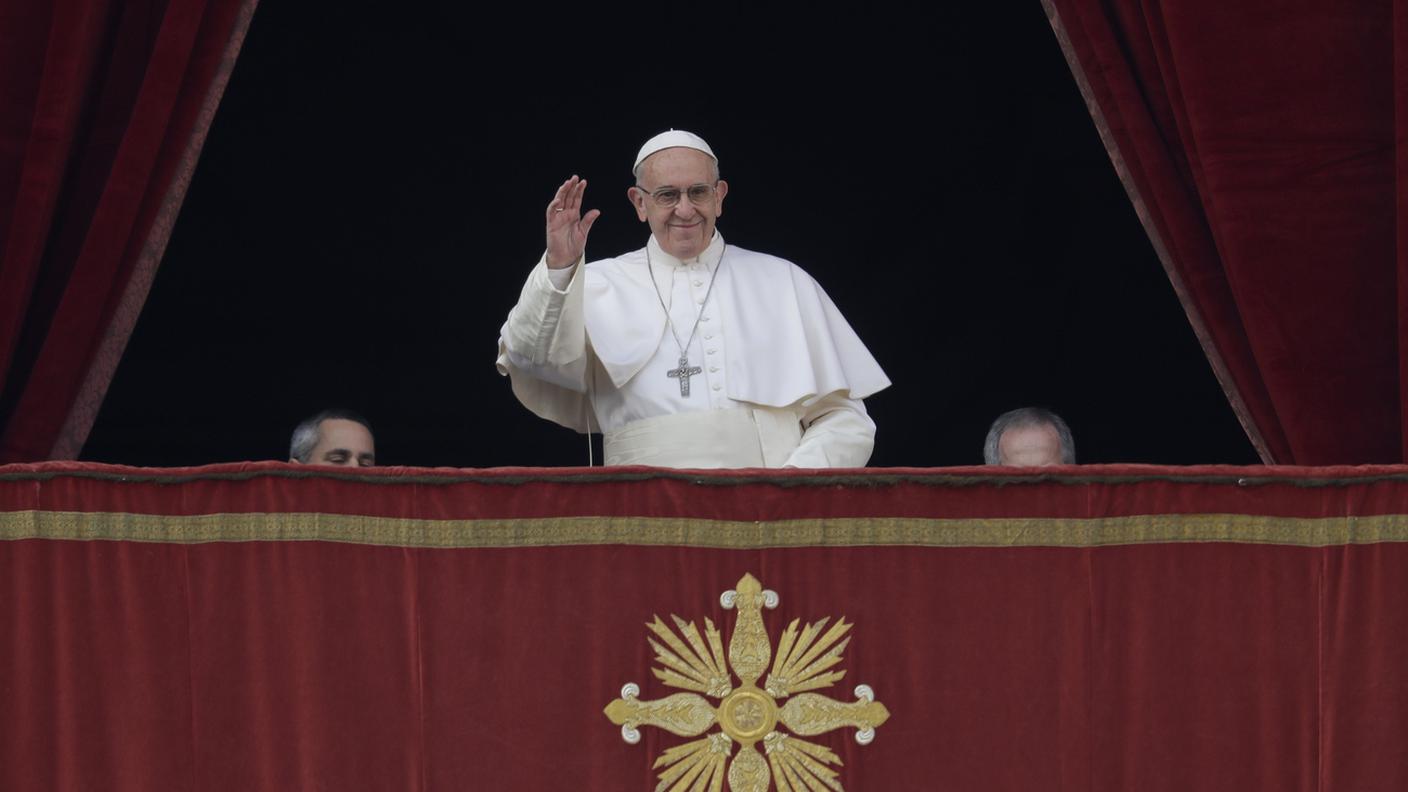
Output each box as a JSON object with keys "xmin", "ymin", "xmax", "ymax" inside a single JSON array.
[
  {"xmin": 3, "ymin": 462, "xmax": 1408, "ymax": 790},
  {"xmin": 0, "ymin": 0, "xmax": 256, "ymax": 463},
  {"xmin": 1043, "ymin": 0, "xmax": 1408, "ymax": 465}
]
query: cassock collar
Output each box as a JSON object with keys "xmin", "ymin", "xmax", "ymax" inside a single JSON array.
[
  {"xmin": 645, "ymin": 232, "xmax": 726, "ymax": 272},
  {"xmin": 582, "ymin": 237, "xmax": 892, "ymax": 403}
]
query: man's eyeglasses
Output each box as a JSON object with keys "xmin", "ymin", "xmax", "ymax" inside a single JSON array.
[{"xmin": 635, "ymin": 182, "xmax": 718, "ymax": 209}]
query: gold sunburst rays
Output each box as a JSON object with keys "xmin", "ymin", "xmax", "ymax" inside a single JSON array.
[
  {"xmin": 648, "ymin": 615, "xmax": 733, "ymax": 698},
  {"xmin": 764, "ymin": 732, "xmax": 844, "ymax": 792},
  {"xmin": 605, "ymin": 573, "xmax": 890, "ymax": 791},
  {"xmin": 653, "ymin": 732, "xmax": 733, "ymax": 792},
  {"xmin": 765, "ymin": 617, "xmax": 852, "ymax": 698}
]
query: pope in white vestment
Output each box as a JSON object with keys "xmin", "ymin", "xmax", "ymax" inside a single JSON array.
[{"xmin": 497, "ymin": 130, "xmax": 890, "ymax": 468}]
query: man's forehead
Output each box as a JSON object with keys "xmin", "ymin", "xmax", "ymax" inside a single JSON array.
[
  {"xmin": 1001, "ymin": 422, "xmax": 1060, "ymax": 445},
  {"xmin": 638, "ymin": 147, "xmax": 716, "ymax": 182}
]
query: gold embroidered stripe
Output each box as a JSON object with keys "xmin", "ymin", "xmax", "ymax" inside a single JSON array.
[{"xmin": 3, "ymin": 510, "xmax": 1408, "ymax": 548}]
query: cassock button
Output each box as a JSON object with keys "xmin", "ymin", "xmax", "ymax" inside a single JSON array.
[
  {"xmin": 701, "ymin": 315, "xmax": 711, "ymax": 322},
  {"xmin": 704, "ymin": 334, "xmax": 713, "ymax": 340},
  {"xmin": 707, "ymin": 348, "xmax": 716, "ymax": 355},
  {"xmin": 712, "ymin": 384, "xmax": 721, "ymax": 391},
  {"xmin": 709, "ymin": 366, "xmax": 719, "ymax": 372},
  {"xmin": 693, "ymin": 280, "xmax": 703, "ymax": 287}
]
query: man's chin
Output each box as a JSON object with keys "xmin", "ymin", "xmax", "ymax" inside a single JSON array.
[{"xmin": 660, "ymin": 229, "xmax": 707, "ymax": 259}]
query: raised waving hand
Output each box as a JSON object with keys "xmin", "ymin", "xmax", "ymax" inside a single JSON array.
[{"xmin": 545, "ymin": 175, "xmax": 601, "ymax": 269}]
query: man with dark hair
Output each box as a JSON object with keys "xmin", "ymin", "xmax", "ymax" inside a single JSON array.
[
  {"xmin": 983, "ymin": 407, "xmax": 1075, "ymax": 467},
  {"xmin": 288, "ymin": 409, "xmax": 376, "ymax": 467}
]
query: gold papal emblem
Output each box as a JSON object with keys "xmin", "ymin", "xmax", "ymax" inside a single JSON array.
[{"xmin": 604, "ymin": 573, "xmax": 890, "ymax": 791}]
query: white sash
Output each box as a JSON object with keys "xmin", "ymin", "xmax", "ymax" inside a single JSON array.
[{"xmin": 603, "ymin": 407, "xmax": 803, "ymax": 468}]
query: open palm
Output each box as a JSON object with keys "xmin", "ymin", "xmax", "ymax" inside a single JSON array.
[{"xmin": 545, "ymin": 175, "xmax": 601, "ymax": 269}]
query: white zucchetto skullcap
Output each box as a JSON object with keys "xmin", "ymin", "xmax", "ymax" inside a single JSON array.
[{"xmin": 633, "ymin": 129, "xmax": 717, "ymax": 172}]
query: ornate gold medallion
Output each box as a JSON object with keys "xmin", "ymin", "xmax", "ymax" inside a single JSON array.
[{"xmin": 604, "ymin": 573, "xmax": 890, "ymax": 791}]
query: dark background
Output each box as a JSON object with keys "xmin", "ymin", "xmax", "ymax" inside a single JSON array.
[{"xmin": 81, "ymin": 2, "xmax": 1258, "ymax": 468}]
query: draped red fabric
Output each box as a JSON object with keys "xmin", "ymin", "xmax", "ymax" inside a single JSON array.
[
  {"xmin": 0, "ymin": 0, "xmax": 256, "ymax": 462},
  {"xmin": 1043, "ymin": 0, "xmax": 1405, "ymax": 465},
  {"xmin": 4, "ymin": 462, "xmax": 1408, "ymax": 790}
]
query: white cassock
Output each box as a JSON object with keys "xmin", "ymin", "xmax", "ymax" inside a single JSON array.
[{"xmin": 496, "ymin": 232, "xmax": 890, "ymax": 468}]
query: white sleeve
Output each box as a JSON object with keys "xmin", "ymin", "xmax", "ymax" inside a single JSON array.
[
  {"xmin": 545, "ymin": 263, "xmax": 576, "ymax": 292},
  {"xmin": 782, "ymin": 392, "xmax": 876, "ymax": 468},
  {"xmin": 495, "ymin": 255, "xmax": 597, "ymax": 432},
  {"xmin": 499, "ymin": 255, "xmax": 586, "ymax": 390}
]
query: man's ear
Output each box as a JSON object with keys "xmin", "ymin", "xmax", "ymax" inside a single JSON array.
[
  {"xmin": 627, "ymin": 186, "xmax": 649, "ymax": 222},
  {"xmin": 289, "ymin": 457, "xmax": 302, "ymax": 464},
  {"xmin": 713, "ymin": 179, "xmax": 728, "ymax": 218}
]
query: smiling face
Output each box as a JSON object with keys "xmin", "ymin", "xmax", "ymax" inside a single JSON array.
[{"xmin": 628, "ymin": 147, "xmax": 728, "ymax": 260}]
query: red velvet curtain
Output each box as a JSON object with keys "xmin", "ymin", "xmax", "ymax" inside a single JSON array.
[
  {"xmin": 1043, "ymin": 0, "xmax": 1408, "ymax": 465},
  {"xmin": 5, "ymin": 462, "xmax": 1408, "ymax": 790},
  {"xmin": 0, "ymin": 0, "xmax": 256, "ymax": 462}
]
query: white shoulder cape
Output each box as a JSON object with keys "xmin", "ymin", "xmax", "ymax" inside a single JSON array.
[{"xmin": 497, "ymin": 239, "xmax": 890, "ymax": 433}]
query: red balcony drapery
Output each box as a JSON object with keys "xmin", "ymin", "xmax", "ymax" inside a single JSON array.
[
  {"xmin": 3, "ymin": 462, "xmax": 1408, "ymax": 790},
  {"xmin": 1043, "ymin": 0, "xmax": 1408, "ymax": 464},
  {"xmin": 0, "ymin": 0, "xmax": 256, "ymax": 462}
]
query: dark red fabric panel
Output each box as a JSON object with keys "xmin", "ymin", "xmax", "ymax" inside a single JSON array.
[
  {"xmin": 1321, "ymin": 544, "xmax": 1408, "ymax": 789},
  {"xmin": 185, "ymin": 542, "xmax": 423, "ymax": 790},
  {"xmin": 10, "ymin": 538, "xmax": 1408, "ymax": 790},
  {"xmin": 0, "ymin": 0, "xmax": 255, "ymax": 462},
  {"xmin": 4, "ymin": 464, "xmax": 1408, "ymax": 790},
  {"xmin": 1045, "ymin": 0, "xmax": 1405, "ymax": 465},
  {"xmin": 0, "ymin": 539, "xmax": 195, "ymax": 790},
  {"xmin": 1090, "ymin": 544, "xmax": 1320, "ymax": 791}
]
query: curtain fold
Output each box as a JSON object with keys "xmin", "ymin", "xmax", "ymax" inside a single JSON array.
[
  {"xmin": 1396, "ymin": 0, "xmax": 1408, "ymax": 460},
  {"xmin": 0, "ymin": 0, "xmax": 256, "ymax": 462},
  {"xmin": 1044, "ymin": 0, "xmax": 1405, "ymax": 464}
]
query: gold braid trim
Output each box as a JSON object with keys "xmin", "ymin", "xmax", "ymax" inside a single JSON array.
[{"xmin": 2, "ymin": 510, "xmax": 1408, "ymax": 548}]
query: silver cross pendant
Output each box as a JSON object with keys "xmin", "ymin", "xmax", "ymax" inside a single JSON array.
[{"xmin": 666, "ymin": 355, "xmax": 703, "ymax": 397}]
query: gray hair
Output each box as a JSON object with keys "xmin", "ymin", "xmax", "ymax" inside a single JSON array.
[
  {"xmin": 289, "ymin": 408, "xmax": 373, "ymax": 463},
  {"xmin": 983, "ymin": 407, "xmax": 1076, "ymax": 465}
]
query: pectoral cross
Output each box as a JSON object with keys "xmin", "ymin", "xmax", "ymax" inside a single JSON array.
[{"xmin": 667, "ymin": 355, "xmax": 703, "ymax": 397}]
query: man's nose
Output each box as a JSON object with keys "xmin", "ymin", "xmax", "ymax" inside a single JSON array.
[{"xmin": 672, "ymin": 199, "xmax": 697, "ymax": 219}]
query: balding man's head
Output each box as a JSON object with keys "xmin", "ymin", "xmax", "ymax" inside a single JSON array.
[{"xmin": 983, "ymin": 407, "xmax": 1076, "ymax": 466}]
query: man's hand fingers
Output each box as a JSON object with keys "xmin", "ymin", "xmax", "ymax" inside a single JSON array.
[
  {"xmin": 573, "ymin": 178, "xmax": 588, "ymax": 210},
  {"xmin": 579, "ymin": 208, "xmax": 601, "ymax": 238},
  {"xmin": 562, "ymin": 177, "xmax": 585, "ymax": 215},
  {"xmin": 550, "ymin": 177, "xmax": 573, "ymax": 206},
  {"xmin": 547, "ymin": 176, "xmax": 580, "ymax": 219},
  {"xmin": 545, "ymin": 176, "xmax": 594, "ymax": 269}
]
